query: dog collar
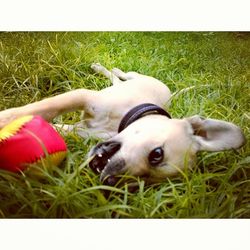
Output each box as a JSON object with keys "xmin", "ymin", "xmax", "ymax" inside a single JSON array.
[{"xmin": 118, "ymin": 103, "xmax": 171, "ymax": 133}]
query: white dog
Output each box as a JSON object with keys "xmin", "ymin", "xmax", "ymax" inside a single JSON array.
[{"xmin": 0, "ymin": 63, "xmax": 246, "ymax": 185}]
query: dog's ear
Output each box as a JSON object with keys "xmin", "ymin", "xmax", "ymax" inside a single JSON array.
[{"xmin": 185, "ymin": 115, "xmax": 246, "ymax": 152}]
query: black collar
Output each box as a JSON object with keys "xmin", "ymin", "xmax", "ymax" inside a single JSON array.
[{"xmin": 118, "ymin": 103, "xmax": 171, "ymax": 133}]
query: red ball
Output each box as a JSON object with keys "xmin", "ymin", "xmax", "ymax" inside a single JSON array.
[{"xmin": 0, "ymin": 115, "xmax": 67, "ymax": 172}]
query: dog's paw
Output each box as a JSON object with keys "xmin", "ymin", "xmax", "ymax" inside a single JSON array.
[
  {"xmin": 111, "ymin": 68, "xmax": 127, "ymax": 80},
  {"xmin": 91, "ymin": 63, "xmax": 104, "ymax": 73},
  {"xmin": 111, "ymin": 68, "xmax": 122, "ymax": 74}
]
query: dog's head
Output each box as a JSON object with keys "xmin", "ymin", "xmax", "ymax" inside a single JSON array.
[{"xmin": 89, "ymin": 110, "xmax": 245, "ymax": 185}]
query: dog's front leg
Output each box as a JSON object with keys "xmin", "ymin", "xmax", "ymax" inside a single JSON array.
[{"xmin": 0, "ymin": 89, "xmax": 97, "ymax": 128}]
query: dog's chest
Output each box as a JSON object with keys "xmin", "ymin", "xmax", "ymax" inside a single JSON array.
[{"xmin": 84, "ymin": 107, "xmax": 123, "ymax": 134}]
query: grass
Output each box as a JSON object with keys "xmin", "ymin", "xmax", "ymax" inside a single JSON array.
[{"xmin": 0, "ymin": 32, "xmax": 249, "ymax": 218}]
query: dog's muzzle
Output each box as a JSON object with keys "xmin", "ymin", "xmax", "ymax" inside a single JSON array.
[
  {"xmin": 89, "ymin": 103, "xmax": 171, "ymax": 186},
  {"xmin": 89, "ymin": 141, "xmax": 121, "ymax": 174},
  {"xmin": 89, "ymin": 141, "xmax": 125, "ymax": 185}
]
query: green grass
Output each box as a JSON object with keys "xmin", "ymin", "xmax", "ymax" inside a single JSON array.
[{"xmin": 0, "ymin": 32, "xmax": 249, "ymax": 218}]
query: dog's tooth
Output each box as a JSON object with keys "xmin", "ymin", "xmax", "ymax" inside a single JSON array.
[
  {"xmin": 107, "ymin": 159, "xmax": 111, "ymax": 163},
  {"xmin": 97, "ymin": 153, "xmax": 103, "ymax": 157},
  {"xmin": 96, "ymin": 168, "xmax": 101, "ymax": 173}
]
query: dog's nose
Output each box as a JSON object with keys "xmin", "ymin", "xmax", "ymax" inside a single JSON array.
[{"xmin": 89, "ymin": 141, "xmax": 121, "ymax": 174}]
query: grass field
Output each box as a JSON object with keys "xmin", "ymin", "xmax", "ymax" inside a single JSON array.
[{"xmin": 0, "ymin": 32, "xmax": 249, "ymax": 218}]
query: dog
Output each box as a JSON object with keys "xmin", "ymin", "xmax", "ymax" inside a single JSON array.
[{"xmin": 0, "ymin": 63, "xmax": 246, "ymax": 185}]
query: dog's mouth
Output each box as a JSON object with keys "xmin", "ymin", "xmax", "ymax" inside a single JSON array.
[{"xmin": 89, "ymin": 141, "xmax": 125, "ymax": 185}]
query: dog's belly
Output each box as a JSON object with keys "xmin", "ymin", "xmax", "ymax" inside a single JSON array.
[{"xmin": 100, "ymin": 78, "xmax": 171, "ymax": 108}]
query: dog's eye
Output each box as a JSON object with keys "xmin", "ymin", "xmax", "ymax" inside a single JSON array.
[{"xmin": 148, "ymin": 147, "xmax": 164, "ymax": 166}]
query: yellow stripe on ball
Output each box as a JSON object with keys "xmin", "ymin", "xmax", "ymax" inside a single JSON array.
[
  {"xmin": 0, "ymin": 115, "xmax": 34, "ymax": 142},
  {"xmin": 26, "ymin": 151, "xmax": 67, "ymax": 174},
  {"xmin": 43, "ymin": 151, "xmax": 67, "ymax": 166}
]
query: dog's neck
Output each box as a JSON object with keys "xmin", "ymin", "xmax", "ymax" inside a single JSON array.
[{"xmin": 118, "ymin": 103, "xmax": 171, "ymax": 133}]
